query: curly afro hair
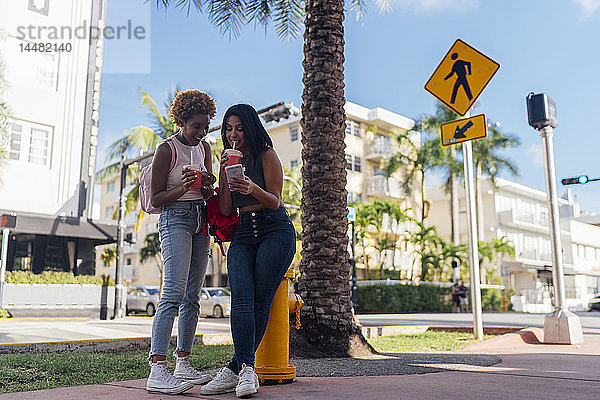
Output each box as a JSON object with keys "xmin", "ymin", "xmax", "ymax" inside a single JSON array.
[{"xmin": 169, "ymin": 90, "xmax": 217, "ymax": 127}]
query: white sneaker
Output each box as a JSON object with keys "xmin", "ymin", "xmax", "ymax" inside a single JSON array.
[
  {"xmin": 173, "ymin": 354, "xmax": 212, "ymax": 385},
  {"xmin": 236, "ymin": 364, "xmax": 258, "ymax": 398},
  {"xmin": 200, "ymin": 367, "xmax": 238, "ymax": 395},
  {"xmin": 146, "ymin": 360, "xmax": 194, "ymax": 395}
]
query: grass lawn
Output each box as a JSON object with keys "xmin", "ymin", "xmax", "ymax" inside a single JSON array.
[
  {"xmin": 368, "ymin": 330, "xmax": 497, "ymax": 352},
  {"xmin": 0, "ymin": 344, "xmax": 234, "ymax": 394}
]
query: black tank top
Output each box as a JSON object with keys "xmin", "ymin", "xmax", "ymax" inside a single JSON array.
[{"xmin": 231, "ymin": 150, "xmax": 267, "ymax": 208}]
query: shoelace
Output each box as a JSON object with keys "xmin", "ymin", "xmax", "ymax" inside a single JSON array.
[
  {"xmin": 156, "ymin": 364, "xmax": 181, "ymax": 386},
  {"xmin": 238, "ymin": 364, "xmax": 254, "ymax": 384},
  {"xmin": 178, "ymin": 358, "xmax": 200, "ymax": 376}
]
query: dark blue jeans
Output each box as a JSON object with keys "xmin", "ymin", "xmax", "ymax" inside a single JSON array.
[{"xmin": 226, "ymin": 206, "xmax": 296, "ymax": 370}]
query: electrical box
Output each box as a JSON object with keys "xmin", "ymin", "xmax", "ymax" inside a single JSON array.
[{"xmin": 526, "ymin": 93, "xmax": 558, "ymax": 130}]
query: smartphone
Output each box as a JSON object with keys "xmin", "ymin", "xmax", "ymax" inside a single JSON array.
[{"xmin": 225, "ymin": 164, "xmax": 245, "ymax": 183}]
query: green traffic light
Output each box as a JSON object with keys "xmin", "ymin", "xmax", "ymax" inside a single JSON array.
[{"xmin": 578, "ymin": 175, "xmax": 589, "ymax": 184}]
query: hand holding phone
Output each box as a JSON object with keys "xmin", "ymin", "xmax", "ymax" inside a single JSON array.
[{"xmin": 225, "ymin": 164, "xmax": 245, "ymax": 183}]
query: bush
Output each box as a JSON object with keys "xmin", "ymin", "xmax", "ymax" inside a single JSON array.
[
  {"xmin": 0, "ymin": 309, "xmax": 10, "ymax": 318},
  {"xmin": 357, "ymin": 284, "xmax": 453, "ymax": 313},
  {"xmin": 5, "ymin": 271, "xmax": 114, "ymax": 286},
  {"xmin": 481, "ymin": 288, "xmax": 505, "ymax": 311}
]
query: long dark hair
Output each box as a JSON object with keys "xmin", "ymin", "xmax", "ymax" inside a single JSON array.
[{"xmin": 221, "ymin": 104, "xmax": 273, "ymax": 156}]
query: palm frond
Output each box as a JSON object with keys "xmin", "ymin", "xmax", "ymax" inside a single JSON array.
[
  {"xmin": 207, "ymin": 0, "xmax": 247, "ymax": 40},
  {"xmin": 273, "ymin": 0, "xmax": 303, "ymax": 39}
]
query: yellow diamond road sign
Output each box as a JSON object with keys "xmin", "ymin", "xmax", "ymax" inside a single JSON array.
[
  {"xmin": 440, "ymin": 114, "xmax": 487, "ymax": 147},
  {"xmin": 425, "ymin": 39, "xmax": 500, "ymax": 116}
]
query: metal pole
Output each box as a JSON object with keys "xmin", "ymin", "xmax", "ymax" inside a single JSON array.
[
  {"xmin": 540, "ymin": 126, "xmax": 583, "ymax": 343},
  {"xmin": 462, "ymin": 139, "xmax": 483, "ymax": 340},
  {"xmin": 541, "ymin": 127, "xmax": 567, "ymax": 310},
  {"xmin": 114, "ymin": 155, "xmax": 127, "ymax": 319},
  {"xmin": 350, "ymin": 221, "xmax": 357, "ymax": 313},
  {"xmin": 0, "ymin": 228, "xmax": 9, "ymax": 309}
]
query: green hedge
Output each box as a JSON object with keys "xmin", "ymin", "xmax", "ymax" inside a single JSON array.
[
  {"xmin": 356, "ymin": 284, "xmax": 507, "ymax": 313},
  {"xmin": 0, "ymin": 309, "xmax": 10, "ymax": 318},
  {"xmin": 5, "ymin": 271, "xmax": 114, "ymax": 286}
]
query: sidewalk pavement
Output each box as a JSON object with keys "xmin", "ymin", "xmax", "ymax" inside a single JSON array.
[{"xmin": 2, "ymin": 327, "xmax": 599, "ymax": 400}]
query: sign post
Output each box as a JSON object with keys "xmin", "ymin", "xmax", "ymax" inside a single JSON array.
[
  {"xmin": 426, "ymin": 40, "xmax": 499, "ymax": 340},
  {"xmin": 526, "ymin": 93, "xmax": 583, "ymax": 344}
]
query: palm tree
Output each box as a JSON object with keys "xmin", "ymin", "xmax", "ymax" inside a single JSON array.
[
  {"xmin": 417, "ymin": 104, "xmax": 462, "ymax": 244},
  {"xmin": 384, "ymin": 130, "xmax": 447, "ymax": 222},
  {"xmin": 96, "ymin": 87, "xmax": 182, "ymax": 226},
  {"xmin": 0, "ymin": 43, "xmax": 10, "ymax": 187},
  {"xmin": 404, "ymin": 221, "xmax": 444, "ymax": 281},
  {"xmin": 155, "ymin": 0, "xmax": 378, "ymax": 357},
  {"xmin": 472, "ymin": 125, "xmax": 520, "ymax": 238},
  {"xmin": 478, "ymin": 236, "xmax": 515, "ymax": 284},
  {"xmin": 140, "ymin": 232, "xmax": 164, "ymax": 295}
]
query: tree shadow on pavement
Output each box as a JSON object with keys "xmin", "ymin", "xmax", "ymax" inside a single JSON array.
[{"xmin": 292, "ymin": 352, "xmax": 501, "ymax": 377}]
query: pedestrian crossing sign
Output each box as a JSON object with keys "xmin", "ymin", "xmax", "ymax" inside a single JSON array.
[
  {"xmin": 440, "ymin": 114, "xmax": 487, "ymax": 146},
  {"xmin": 425, "ymin": 39, "xmax": 500, "ymax": 116}
]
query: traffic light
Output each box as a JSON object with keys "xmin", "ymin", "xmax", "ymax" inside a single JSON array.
[
  {"xmin": 1, "ymin": 214, "xmax": 16, "ymax": 229},
  {"xmin": 561, "ymin": 175, "xmax": 589, "ymax": 185}
]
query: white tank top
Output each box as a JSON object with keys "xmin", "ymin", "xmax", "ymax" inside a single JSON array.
[{"xmin": 166, "ymin": 136, "xmax": 207, "ymax": 201}]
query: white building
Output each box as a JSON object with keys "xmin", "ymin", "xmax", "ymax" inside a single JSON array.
[
  {"xmin": 427, "ymin": 177, "xmax": 600, "ymax": 312},
  {"xmin": 0, "ymin": 0, "xmax": 115, "ymax": 274}
]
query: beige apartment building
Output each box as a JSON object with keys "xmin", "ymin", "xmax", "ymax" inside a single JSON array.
[
  {"xmin": 427, "ymin": 177, "xmax": 600, "ymax": 312},
  {"xmin": 265, "ymin": 101, "xmax": 419, "ymax": 278}
]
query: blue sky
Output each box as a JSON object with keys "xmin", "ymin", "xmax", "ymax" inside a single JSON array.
[{"xmin": 98, "ymin": 0, "xmax": 600, "ymax": 214}]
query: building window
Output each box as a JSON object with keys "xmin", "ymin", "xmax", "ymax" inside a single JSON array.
[
  {"xmin": 345, "ymin": 120, "xmax": 360, "ymax": 137},
  {"xmin": 290, "ymin": 159, "xmax": 299, "ymax": 169},
  {"xmin": 373, "ymin": 167, "xmax": 388, "ymax": 176},
  {"xmin": 345, "ymin": 154, "xmax": 361, "ymax": 172},
  {"xmin": 9, "ymin": 123, "xmax": 22, "ymax": 161},
  {"xmin": 8, "ymin": 119, "xmax": 52, "ymax": 167},
  {"xmin": 29, "ymin": 0, "xmax": 50, "ymax": 15},
  {"xmin": 290, "ymin": 126, "xmax": 299, "ymax": 142},
  {"xmin": 107, "ymin": 182, "xmax": 116, "ymax": 193},
  {"xmin": 105, "ymin": 206, "xmax": 114, "ymax": 219},
  {"xmin": 3, "ymin": 37, "xmax": 58, "ymax": 90}
]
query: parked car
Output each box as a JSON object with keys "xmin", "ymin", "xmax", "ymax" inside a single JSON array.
[
  {"xmin": 126, "ymin": 286, "xmax": 159, "ymax": 317},
  {"xmin": 199, "ymin": 287, "xmax": 231, "ymax": 318},
  {"xmin": 588, "ymin": 295, "xmax": 600, "ymax": 311}
]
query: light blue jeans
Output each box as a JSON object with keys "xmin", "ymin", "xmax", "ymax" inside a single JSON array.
[{"xmin": 149, "ymin": 200, "xmax": 210, "ymax": 360}]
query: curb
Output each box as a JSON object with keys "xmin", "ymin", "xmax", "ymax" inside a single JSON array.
[
  {"xmin": 361, "ymin": 325, "xmax": 523, "ymax": 338},
  {"xmin": 0, "ymin": 332, "xmax": 233, "ymax": 354}
]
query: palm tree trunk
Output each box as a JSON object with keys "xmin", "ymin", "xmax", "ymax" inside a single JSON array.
[
  {"xmin": 475, "ymin": 163, "xmax": 485, "ymax": 239},
  {"xmin": 421, "ymin": 169, "xmax": 426, "ymax": 222},
  {"xmin": 294, "ymin": 0, "xmax": 373, "ymax": 358},
  {"xmin": 450, "ymin": 146, "xmax": 460, "ymax": 246},
  {"xmin": 475, "ymin": 163, "xmax": 486, "ymax": 282}
]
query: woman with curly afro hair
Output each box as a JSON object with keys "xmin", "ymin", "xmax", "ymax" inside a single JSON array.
[{"xmin": 146, "ymin": 90, "xmax": 218, "ymax": 395}]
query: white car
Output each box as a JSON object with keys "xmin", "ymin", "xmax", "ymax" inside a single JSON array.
[
  {"xmin": 126, "ymin": 285, "xmax": 159, "ymax": 317},
  {"xmin": 199, "ymin": 287, "xmax": 231, "ymax": 318}
]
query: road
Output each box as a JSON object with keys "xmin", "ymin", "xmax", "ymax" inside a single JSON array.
[
  {"xmin": 1, "ymin": 311, "xmax": 600, "ymax": 344},
  {"xmin": 356, "ymin": 311, "xmax": 600, "ymax": 330}
]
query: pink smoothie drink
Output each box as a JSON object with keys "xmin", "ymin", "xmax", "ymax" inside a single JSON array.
[
  {"xmin": 224, "ymin": 149, "xmax": 242, "ymax": 166},
  {"xmin": 183, "ymin": 165, "xmax": 203, "ymax": 189}
]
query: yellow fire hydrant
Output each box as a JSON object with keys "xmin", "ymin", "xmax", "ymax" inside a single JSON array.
[{"xmin": 255, "ymin": 269, "xmax": 303, "ymax": 384}]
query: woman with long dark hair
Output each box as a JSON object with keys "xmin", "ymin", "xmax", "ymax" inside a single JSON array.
[{"xmin": 201, "ymin": 104, "xmax": 296, "ymax": 398}]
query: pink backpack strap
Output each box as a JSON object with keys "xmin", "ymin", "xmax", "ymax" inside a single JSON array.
[{"xmin": 165, "ymin": 137, "xmax": 177, "ymax": 172}]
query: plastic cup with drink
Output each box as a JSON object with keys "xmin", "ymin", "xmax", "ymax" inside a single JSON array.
[
  {"xmin": 224, "ymin": 141, "xmax": 242, "ymax": 166},
  {"xmin": 183, "ymin": 149, "xmax": 204, "ymax": 189}
]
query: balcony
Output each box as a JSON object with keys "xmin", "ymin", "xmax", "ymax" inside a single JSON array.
[
  {"xmin": 365, "ymin": 175, "xmax": 403, "ymax": 198},
  {"xmin": 365, "ymin": 140, "xmax": 394, "ymax": 161}
]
